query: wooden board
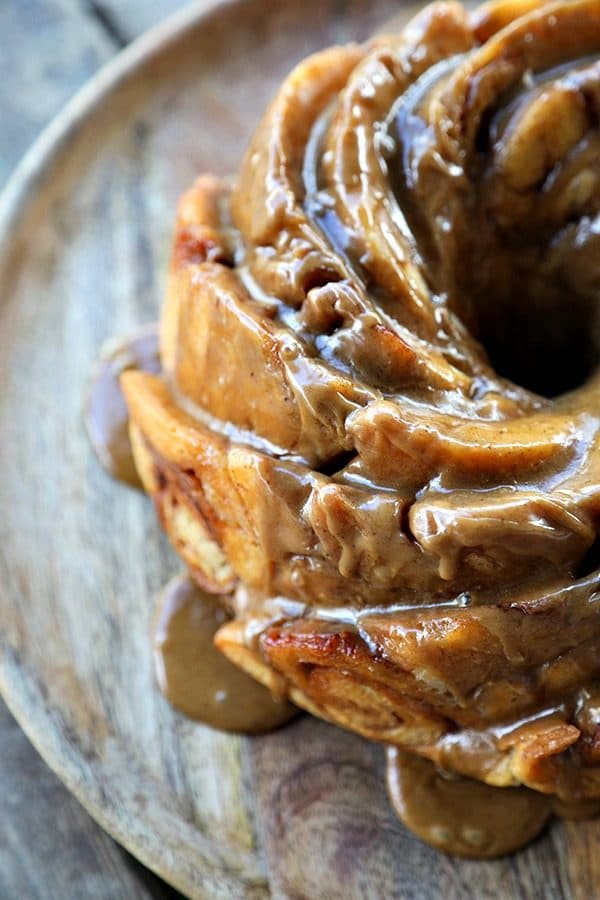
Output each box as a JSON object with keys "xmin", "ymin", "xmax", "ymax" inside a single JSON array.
[{"xmin": 0, "ymin": 1, "xmax": 599, "ymax": 896}]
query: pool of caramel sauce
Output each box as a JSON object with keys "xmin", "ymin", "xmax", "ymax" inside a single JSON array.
[
  {"xmin": 386, "ymin": 748, "xmax": 600, "ymax": 858},
  {"xmin": 153, "ymin": 574, "xmax": 296, "ymax": 732},
  {"xmin": 386, "ymin": 749, "xmax": 553, "ymax": 858},
  {"xmin": 85, "ymin": 324, "xmax": 161, "ymax": 488}
]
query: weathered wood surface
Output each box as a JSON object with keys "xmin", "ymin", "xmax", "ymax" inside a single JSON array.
[
  {"xmin": 0, "ymin": 701, "xmax": 182, "ymax": 899},
  {"xmin": 2, "ymin": 0, "xmax": 600, "ymax": 898},
  {"xmin": 0, "ymin": 0, "xmax": 191, "ymax": 183},
  {"xmin": 90, "ymin": 0, "xmax": 191, "ymax": 42}
]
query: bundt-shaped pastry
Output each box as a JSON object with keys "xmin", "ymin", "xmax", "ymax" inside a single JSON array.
[{"xmin": 122, "ymin": 0, "xmax": 600, "ymax": 820}]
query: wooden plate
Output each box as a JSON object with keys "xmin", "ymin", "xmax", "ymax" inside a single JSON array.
[{"xmin": 0, "ymin": 1, "xmax": 598, "ymax": 897}]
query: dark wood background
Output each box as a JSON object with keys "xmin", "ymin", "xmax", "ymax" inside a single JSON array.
[{"xmin": 0, "ymin": 4, "xmax": 188, "ymax": 895}]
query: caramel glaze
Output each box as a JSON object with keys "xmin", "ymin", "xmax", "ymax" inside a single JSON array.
[
  {"xmin": 85, "ymin": 325, "xmax": 160, "ymax": 488},
  {"xmin": 153, "ymin": 575, "xmax": 297, "ymax": 732},
  {"xmin": 386, "ymin": 749, "xmax": 553, "ymax": 858},
  {"xmin": 386, "ymin": 748, "xmax": 600, "ymax": 858}
]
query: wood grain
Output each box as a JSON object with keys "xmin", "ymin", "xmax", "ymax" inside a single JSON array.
[
  {"xmin": 0, "ymin": 700, "xmax": 182, "ymax": 899},
  {"xmin": 89, "ymin": 0, "xmax": 191, "ymax": 42},
  {"xmin": 1, "ymin": 1, "xmax": 600, "ymax": 897},
  {"xmin": 0, "ymin": 0, "xmax": 114, "ymax": 185}
]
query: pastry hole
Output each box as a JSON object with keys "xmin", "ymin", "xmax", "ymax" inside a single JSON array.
[
  {"xmin": 575, "ymin": 539, "xmax": 600, "ymax": 579},
  {"xmin": 479, "ymin": 287, "xmax": 600, "ymax": 398}
]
